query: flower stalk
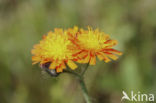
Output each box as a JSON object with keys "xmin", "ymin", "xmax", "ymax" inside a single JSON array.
[
  {"xmin": 79, "ymin": 77, "xmax": 92, "ymax": 103},
  {"xmin": 64, "ymin": 65, "xmax": 92, "ymax": 103},
  {"xmin": 81, "ymin": 63, "xmax": 89, "ymax": 76}
]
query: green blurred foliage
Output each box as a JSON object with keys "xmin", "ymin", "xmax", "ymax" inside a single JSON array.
[{"xmin": 0, "ymin": 0, "xmax": 156, "ymax": 103}]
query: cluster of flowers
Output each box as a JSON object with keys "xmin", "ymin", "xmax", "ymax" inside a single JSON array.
[{"xmin": 31, "ymin": 26, "xmax": 122, "ymax": 73}]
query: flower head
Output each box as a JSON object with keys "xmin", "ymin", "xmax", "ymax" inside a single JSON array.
[
  {"xmin": 31, "ymin": 28, "xmax": 77, "ymax": 72},
  {"xmin": 68, "ymin": 27, "xmax": 122, "ymax": 65},
  {"xmin": 31, "ymin": 26, "xmax": 122, "ymax": 73}
]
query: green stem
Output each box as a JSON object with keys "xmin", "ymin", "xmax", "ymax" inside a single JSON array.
[
  {"xmin": 81, "ymin": 63, "xmax": 89, "ymax": 76},
  {"xmin": 63, "ymin": 69, "xmax": 81, "ymax": 78},
  {"xmin": 79, "ymin": 77, "xmax": 92, "ymax": 103},
  {"xmin": 64, "ymin": 65, "xmax": 92, "ymax": 103}
]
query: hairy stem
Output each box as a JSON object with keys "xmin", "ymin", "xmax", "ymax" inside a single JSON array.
[
  {"xmin": 79, "ymin": 77, "xmax": 92, "ymax": 103},
  {"xmin": 81, "ymin": 63, "xmax": 89, "ymax": 76},
  {"xmin": 64, "ymin": 65, "xmax": 92, "ymax": 103}
]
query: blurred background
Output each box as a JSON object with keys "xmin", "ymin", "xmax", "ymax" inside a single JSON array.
[{"xmin": 0, "ymin": 0, "xmax": 156, "ymax": 103}]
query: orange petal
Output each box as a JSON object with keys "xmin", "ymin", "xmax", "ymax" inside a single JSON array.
[
  {"xmin": 67, "ymin": 60, "xmax": 77, "ymax": 70},
  {"xmin": 104, "ymin": 40, "xmax": 118, "ymax": 48},
  {"xmin": 82, "ymin": 54, "xmax": 90, "ymax": 63},
  {"xmin": 78, "ymin": 51, "xmax": 88, "ymax": 58},
  {"xmin": 49, "ymin": 61, "xmax": 57, "ymax": 69},
  {"xmin": 101, "ymin": 53, "xmax": 111, "ymax": 63},
  {"xmin": 54, "ymin": 28, "xmax": 63, "ymax": 34},
  {"xmin": 32, "ymin": 61, "xmax": 39, "ymax": 65},
  {"xmin": 89, "ymin": 54, "xmax": 96, "ymax": 65},
  {"xmin": 40, "ymin": 60, "xmax": 49, "ymax": 65},
  {"xmin": 73, "ymin": 50, "xmax": 85, "ymax": 57},
  {"xmin": 60, "ymin": 62, "xmax": 66, "ymax": 70},
  {"xmin": 111, "ymin": 50, "xmax": 122, "ymax": 56},
  {"xmin": 56, "ymin": 67, "xmax": 63, "ymax": 72},
  {"xmin": 107, "ymin": 54, "xmax": 118, "ymax": 60},
  {"xmin": 102, "ymin": 49, "xmax": 122, "ymax": 55},
  {"xmin": 96, "ymin": 53, "xmax": 104, "ymax": 61},
  {"xmin": 32, "ymin": 56, "xmax": 40, "ymax": 64},
  {"xmin": 102, "ymin": 34, "xmax": 110, "ymax": 41}
]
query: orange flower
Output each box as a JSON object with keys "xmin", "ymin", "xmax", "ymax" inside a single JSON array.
[
  {"xmin": 31, "ymin": 28, "xmax": 77, "ymax": 73},
  {"xmin": 31, "ymin": 26, "xmax": 122, "ymax": 73},
  {"xmin": 68, "ymin": 27, "xmax": 122, "ymax": 65}
]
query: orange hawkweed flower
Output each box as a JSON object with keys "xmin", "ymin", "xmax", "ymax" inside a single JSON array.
[
  {"xmin": 68, "ymin": 27, "xmax": 122, "ymax": 65},
  {"xmin": 31, "ymin": 28, "xmax": 77, "ymax": 73}
]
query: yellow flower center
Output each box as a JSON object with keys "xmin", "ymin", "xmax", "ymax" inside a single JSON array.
[
  {"xmin": 78, "ymin": 31, "xmax": 106, "ymax": 51},
  {"xmin": 40, "ymin": 33, "xmax": 71, "ymax": 60}
]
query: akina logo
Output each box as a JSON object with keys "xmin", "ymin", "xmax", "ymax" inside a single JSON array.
[{"xmin": 121, "ymin": 91, "xmax": 154, "ymax": 102}]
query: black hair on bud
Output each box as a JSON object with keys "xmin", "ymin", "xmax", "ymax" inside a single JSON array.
[{"xmin": 40, "ymin": 62, "xmax": 60, "ymax": 77}]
